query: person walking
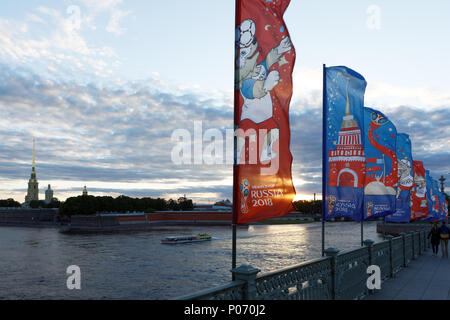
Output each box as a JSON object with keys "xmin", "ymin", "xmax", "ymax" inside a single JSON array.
[
  {"xmin": 438, "ymin": 221, "xmax": 450, "ymax": 258},
  {"xmin": 428, "ymin": 223, "xmax": 440, "ymax": 255}
]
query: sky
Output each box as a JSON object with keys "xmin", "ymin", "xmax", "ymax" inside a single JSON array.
[{"xmin": 0, "ymin": 0, "xmax": 449, "ymax": 203}]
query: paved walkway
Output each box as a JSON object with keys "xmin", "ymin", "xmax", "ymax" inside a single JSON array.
[{"xmin": 365, "ymin": 250, "xmax": 450, "ymax": 300}]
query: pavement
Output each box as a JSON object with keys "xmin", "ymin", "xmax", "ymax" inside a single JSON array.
[{"xmin": 365, "ymin": 250, "xmax": 450, "ymax": 300}]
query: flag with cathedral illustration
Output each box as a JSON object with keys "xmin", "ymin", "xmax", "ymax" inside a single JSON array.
[
  {"xmin": 362, "ymin": 107, "xmax": 398, "ymax": 220},
  {"xmin": 386, "ymin": 133, "xmax": 413, "ymax": 223},
  {"xmin": 324, "ymin": 66, "xmax": 367, "ymax": 222},
  {"xmin": 439, "ymin": 182, "xmax": 448, "ymax": 221},
  {"xmin": 425, "ymin": 173, "xmax": 435, "ymax": 221},
  {"xmin": 424, "ymin": 171, "xmax": 439, "ymax": 221},
  {"xmin": 439, "ymin": 192, "xmax": 447, "ymax": 221},
  {"xmin": 445, "ymin": 199, "xmax": 449, "ymax": 222},
  {"xmin": 410, "ymin": 161, "xmax": 428, "ymax": 221},
  {"xmin": 233, "ymin": 0, "xmax": 296, "ymax": 224}
]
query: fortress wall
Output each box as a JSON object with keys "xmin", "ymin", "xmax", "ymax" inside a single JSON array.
[{"xmin": 0, "ymin": 209, "xmax": 59, "ymax": 226}]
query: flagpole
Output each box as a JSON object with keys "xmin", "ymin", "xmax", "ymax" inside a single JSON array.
[
  {"xmin": 361, "ymin": 132, "xmax": 364, "ymax": 247},
  {"xmin": 322, "ymin": 64, "xmax": 326, "ymax": 256},
  {"xmin": 361, "ymin": 217, "xmax": 364, "ymax": 246},
  {"xmin": 231, "ymin": 0, "xmax": 241, "ymax": 280},
  {"xmin": 232, "ymin": 146, "xmax": 238, "ymax": 281},
  {"xmin": 360, "ymin": 109, "xmax": 363, "ymax": 247}
]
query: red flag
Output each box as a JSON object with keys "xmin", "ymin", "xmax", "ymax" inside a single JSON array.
[
  {"xmin": 411, "ymin": 161, "xmax": 428, "ymax": 221},
  {"xmin": 234, "ymin": 0, "xmax": 296, "ymax": 224}
]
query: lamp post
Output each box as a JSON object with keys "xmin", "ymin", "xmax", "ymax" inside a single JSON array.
[{"xmin": 439, "ymin": 175, "xmax": 446, "ymax": 193}]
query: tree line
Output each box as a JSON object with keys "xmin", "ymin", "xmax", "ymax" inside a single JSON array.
[
  {"xmin": 2, "ymin": 192, "xmax": 449, "ymax": 217},
  {"xmin": 58, "ymin": 195, "xmax": 194, "ymax": 217},
  {"xmin": 0, "ymin": 198, "xmax": 322, "ymax": 214},
  {"xmin": 292, "ymin": 200, "xmax": 322, "ymax": 215},
  {"xmin": 0, "ymin": 199, "xmax": 22, "ymax": 207}
]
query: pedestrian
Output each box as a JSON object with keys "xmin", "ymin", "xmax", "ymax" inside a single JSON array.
[
  {"xmin": 428, "ymin": 223, "xmax": 440, "ymax": 255},
  {"xmin": 438, "ymin": 221, "xmax": 450, "ymax": 258}
]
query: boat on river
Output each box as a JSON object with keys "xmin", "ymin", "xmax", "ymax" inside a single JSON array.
[{"xmin": 161, "ymin": 233, "xmax": 212, "ymax": 244}]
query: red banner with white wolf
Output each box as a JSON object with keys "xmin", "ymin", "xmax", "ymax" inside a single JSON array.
[
  {"xmin": 411, "ymin": 161, "xmax": 428, "ymax": 221},
  {"xmin": 234, "ymin": 0, "xmax": 296, "ymax": 224}
]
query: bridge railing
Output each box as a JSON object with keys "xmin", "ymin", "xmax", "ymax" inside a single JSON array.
[
  {"xmin": 174, "ymin": 230, "xmax": 428, "ymax": 300},
  {"xmin": 254, "ymin": 257, "xmax": 333, "ymax": 300}
]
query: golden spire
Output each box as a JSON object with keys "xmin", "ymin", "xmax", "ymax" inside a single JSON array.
[
  {"xmin": 341, "ymin": 78, "xmax": 359, "ymax": 129},
  {"xmin": 32, "ymin": 138, "xmax": 36, "ymax": 170},
  {"xmin": 345, "ymin": 80, "xmax": 351, "ymax": 116}
]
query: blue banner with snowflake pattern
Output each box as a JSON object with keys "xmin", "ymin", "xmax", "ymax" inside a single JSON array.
[{"xmin": 323, "ymin": 66, "xmax": 367, "ymax": 222}]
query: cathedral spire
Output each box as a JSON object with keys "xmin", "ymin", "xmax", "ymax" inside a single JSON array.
[
  {"xmin": 32, "ymin": 138, "xmax": 36, "ymax": 171},
  {"xmin": 83, "ymin": 186, "xmax": 88, "ymax": 196},
  {"xmin": 25, "ymin": 138, "xmax": 39, "ymax": 203},
  {"xmin": 345, "ymin": 80, "xmax": 351, "ymax": 116},
  {"xmin": 340, "ymin": 80, "xmax": 359, "ymax": 130}
]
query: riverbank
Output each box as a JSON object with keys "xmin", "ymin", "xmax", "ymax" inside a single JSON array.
[
  {"xmin": 376, "ymin": 222, "xmax": 431, "ymax": 236},
  {"xmin": 0, "ymin": 208, "xmax": 61, "ymax": 228},
  {"xmin": 1, "ymin": 208, "xmax": 384, "ymax": 233},
  {"xmin": 257, "ymin": 219, "xmax": 315, "ymax": 225}
]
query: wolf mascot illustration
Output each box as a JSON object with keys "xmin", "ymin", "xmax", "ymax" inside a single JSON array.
[
  {"xmin": 235, "ymin": 19, "xmax": 292, "ymax": 164},
  {"xmin": 396, "ymin": 158, "xmax": 413, "ymax": 198}
]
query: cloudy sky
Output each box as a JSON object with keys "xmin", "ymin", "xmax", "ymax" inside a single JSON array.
[{"xmin": 0, "ymin": 0, "xmax": 449, "ymax": 203}]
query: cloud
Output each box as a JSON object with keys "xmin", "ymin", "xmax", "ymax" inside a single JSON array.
[
  {"xmin": 77, "ymin": 0, "xmax": 124, "ymax": 13},
  {"xmin": 76, "ymin": 0, "xmax": 132, "ymax": 36},
  {"xmin": 292, "ymin": 67, "xmax": 450, "ymax": 113},
  {"xmin": 0, "ymin": 63, "xmax": 449, "ymax": 202},
  {"xmin": 366, "ymin": 82, "xmax": 450, "ymax": 113},
  {"xmin": 106, "ymin": 8, "xmax": 132, "ymax": 36},
  {"xmin": 0, "ymin": 64, "xmax": 233, "ymax": 201},
  {"xmin": 0, "ymin": 5, "xmax": 122, "ymax": 83}
]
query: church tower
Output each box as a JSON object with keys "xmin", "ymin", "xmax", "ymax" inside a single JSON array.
[
  {"xmin": 45, "ymin": 184, "xmax": 54, "ymax": 204},
  {"xmin": 25, "ymin": 139, "xmax": 39, "ymax": 202},
  {"xmin": 328, "ymin": 84, "xmax": 366, "ymax": 188}
]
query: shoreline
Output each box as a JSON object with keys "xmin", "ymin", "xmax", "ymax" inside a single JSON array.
[{"xmin": 376, "ymin": 222, "xmax": 432, "ymax": 236}]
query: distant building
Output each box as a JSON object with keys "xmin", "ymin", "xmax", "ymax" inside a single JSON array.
[
  {"xmin": 439, "ymin": 176, "xmax": 446, "ymax": 193},
  {"xmin": 215, "ymin": 199, "xmax": 232, "ymax": 207},
  {"xmin": 82, "ymin": 186, "xmax": 88, "ymax": 196},
  {"xmin": 25, "ymin": 139, "xmax": 39, "ymax": 203},
  {"xmin": 193, "ymin": 199, "xmax": 232, "ymax": 212},
  {"xmin": 45, "ymin": 184, "xmax": 54, "ymax": 204}
]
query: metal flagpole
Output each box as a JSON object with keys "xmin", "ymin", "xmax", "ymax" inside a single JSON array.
[
  {"xmin": 231, "ymin": 0, "xmax": 241, "ymax": 280},
  {"xmin": 322, "ymin": 64, "xmax": 327, "ymax": 256},
  {"xmin": 232, "ymin": 144, "xmax": 238, "ymax": 280},
  {"xmin": 361, "ymin": 218, "xmax": 364, "ymax": 246},
  {"xmin": 360, "ymin": 112, "xmax": 365, "ymax": 247}
]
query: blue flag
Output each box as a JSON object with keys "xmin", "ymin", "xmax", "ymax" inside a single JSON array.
[
  {"xmin": 444, "ymin": 198, "xmax": 449, "ymax": 221},
  {"xmin": 363, "ymin": 107, "xmax": 398, "ymax": 220},
  {"xmin": 324, "ymin": 66, "xmax": 367, "ymax": 222},
  {"xmin": 438, "ymin": 192, "xmax": 446, "ymax": 222},
  {"xmin": 424, "ymin": 171, "xmax": 439, "ymax": 221},
  {"xmin": 386, "ymin": 133, "xmax": 413, "ymax": 223}
]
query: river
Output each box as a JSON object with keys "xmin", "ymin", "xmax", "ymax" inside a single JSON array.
[{"xmin": 0, "ymin": 221, "xmax": 383, "ymax": 300}]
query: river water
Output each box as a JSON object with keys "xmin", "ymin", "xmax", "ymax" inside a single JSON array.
[{"xmin": 0, "ymin": 221, "xmax": 383, "ymax": 300}]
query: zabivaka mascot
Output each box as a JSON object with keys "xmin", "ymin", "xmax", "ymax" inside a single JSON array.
[
  {"xmin": 235, "ymin": 19, "xmax": 292, "ymax": 164},
  {"xmin": 396, "ymin": 158, "xmax": 413, "ymax": 198}
]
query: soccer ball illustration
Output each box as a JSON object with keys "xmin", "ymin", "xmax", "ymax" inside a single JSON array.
[{"xmin": 236, "ymin": 19, "xmax": 256, "ymax": 48}]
